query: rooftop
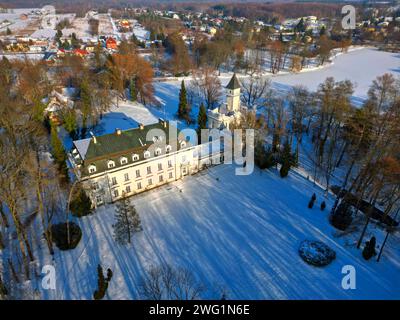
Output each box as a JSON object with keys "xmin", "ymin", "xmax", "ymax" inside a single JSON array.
[{"xmin": 226, "ymin": 73, "xmax": 241, "ymax": 90}]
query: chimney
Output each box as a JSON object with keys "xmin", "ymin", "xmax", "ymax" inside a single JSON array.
[
  {"xmin": 139, "ymin": 123, "xmax": 144, "ymax": 130},
  {"xmin": 90, "ymin": 131, "xmax": 97, "ymax": 144},
  {"xmin": 115, "ymin": 128, "xmax": 122, "ymax": 135}
]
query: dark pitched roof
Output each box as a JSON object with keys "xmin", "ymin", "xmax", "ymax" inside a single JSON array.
[
  {"xmin": 225, "ymin": 73, "xmax": 241, "ymax": 90},
  {"xmin": 74, "ymin": 121, "xmax": 177, "ymax": 161}
]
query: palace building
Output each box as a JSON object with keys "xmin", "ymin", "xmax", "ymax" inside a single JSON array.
[{"xmin": 69, "ymin": 119, "xmax": 224, "ymax": 206}]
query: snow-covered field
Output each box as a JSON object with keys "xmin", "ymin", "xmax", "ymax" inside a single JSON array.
[{"xmin": 42, "ymin": 165, "xmax": 400, "ymax": 299}]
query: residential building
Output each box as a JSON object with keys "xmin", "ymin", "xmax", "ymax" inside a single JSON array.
[{"xmin": 69, "ymin": 120, "xmax": 224, "ymax": 206}]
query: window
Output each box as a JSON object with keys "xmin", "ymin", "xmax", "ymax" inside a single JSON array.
[
  {"xmin": 159, "ymin": 175, "xmax": 163, "ymax": 182},
  {"xmin": 137, "ymin": 182, "xmax": 142, "ymax": 190},
  {"xmin": 124, "ymin": 173, "xmax": 129, "ymax": 181},
  {"xmin": 111, "ymin": 177, "xmax": 117, "ymax": 186},
  {"xmin": 135, "ymin": 169, "xmax": 141, "ymax": 178},
  {"xmin": 96, "ymin": 196, "xmax": 103, "ymax": 204},
  {"xmin": 182, "ymin": 167, "xmax": 187, "ymax": 174},
  {"xmin": 169, "ymin": 172, "xmax": 173, "ymax": 179},
  {"xmin": 93, "ymin": 182, "xmax": 99, "ymax": 190},
  {"xmin": 113, "ymin": 189, "xmax": 119, "ymax": 198},
  {"xmin": 155, "ymin": 148, "xmax": 162, "ymax": 156},
  {"xmin": 148, "ymin": 178, "xmax": 153, "ymax": 186},
  {"xmin": 168, "ymin": 160, "xmax": 173, "ymax": 168},
  {"xmin": 144, "ymin": 151, "xmax": 150, "ymax": 159},
  {"xmin": 180, "ymin": 141, "xmax": 186, "ymax": 148},
  {"xmin": 166, "ymin": 145, "xmax": 172, "ymax": 153},
  {"xmin": 120, "ymin": 157, "xmax": 128, "ymax": 165},
  {"xmin": 107, "ymin": 160, "xmax": 115, "ymax": 169},
  {"xmin": 88, "ymin": 165, "xmax": 96, "ymax": 174},
  {"xmin": 158, "ymin": 163, "xmax": 163, "ymax": 171},
  {"xmin": 126, "ymin": 185, "xmax": 131, "ymax": 193},
  {"xmin": 147, "ymin": 166, "xmax": 152, "ymax": 175},
  {"xmin": 132, "ymin": 154, "xmax": 139, "ymax": 161}
]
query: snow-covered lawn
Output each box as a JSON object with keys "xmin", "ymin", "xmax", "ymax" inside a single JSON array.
[{"xmin": 44, "ymin": 165, "xmax": 400, "ymax": 299}]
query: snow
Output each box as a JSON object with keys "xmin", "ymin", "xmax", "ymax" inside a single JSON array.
[
  {"xmin": 269, "ymin": 47, "xmax": 400, "ymax": 104},
  {"xmin": 30, "ymin": 28, "xmax": 56, "ymax": 39},
  {"xmin": 92, "ymin": 101, "xmax": 158, "ymax": 136},
  {"xmin": 40, "ymin": 165, "xmax": 400, "ymax": 299}
]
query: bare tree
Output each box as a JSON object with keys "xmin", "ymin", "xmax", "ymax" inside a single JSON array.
[{"xmin": 140, "ymin": 264, "xmax": 205, "ymax": 300}]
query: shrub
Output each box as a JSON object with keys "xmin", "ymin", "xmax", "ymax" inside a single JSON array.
[
  {"xmin": 51, "ymin": 222, "xmax": 82, "ymax": 250},
  {"xmin": 299, "ymin": 240, "xmax": 336, "ymax": 267},
  {"xmin": 362, "ymin": 236, "xmax": 377, "ymax": 260},
  {"xmin": 329, "ymin": 202, "xmax": 354, "ymax": 231}
]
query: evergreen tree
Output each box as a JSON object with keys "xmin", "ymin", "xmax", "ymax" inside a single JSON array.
[
  {"xmin": 106, "ymin": 268, "xmax": 113, "ymax": 282},
  {"xmin": 93, "ymin": 264, "xmax": 109, "ymax": 300},
  {"xmin": 280, "ymin": 140, "xmax": 292, "ymax": 178},
  {"xmin": 63, "ymin": 109, "xmax": 78, "ymax": 139},
  {"xmin": 70, "ymin": 184, "xmax": 92, "ymax": 217},
  {"xmin": 50, "ymin": 124, "xmax": 68, "ymax": 178},
  {"xmin": 113, "ymin": 194, "xmax": 142, "ymax": 245},
  {"xmin": 177, "ymin": 80, "xmax": 189, "ymax": 121},
  {"xmin": 197, "ymin": 103, "xmax": 207, "ymax": 142},
  {"xmin": 311, "ymin": 193, "xmax": 317, "ymax": 201},
  {"xmin": 130, "ymin": 78, "xmax": 137, "ymax": 101},
  {"xmin": 362, "ymin": 236, "xmax": 377, "ymax": 260},
  {"xmin": 295, "ymin": 18, "xmax": 305, "ymax": 33},
  {"xmin": 80, "ymin": 78, "xmax": 91, "ymax": 138}
]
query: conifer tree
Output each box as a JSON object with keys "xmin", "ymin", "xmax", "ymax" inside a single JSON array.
[
  {"xmin": 130, "ymin": 78, "xmax": 137, "ymax": 101},
  {"xmin": 80, "ymin": 78, "xmax": 91, "ymax": 138},
  {"xmin": 178, "ymin": 80, "xmax": 189, "ymax": 120},
  {"xmin": 113, "ymin": 194, "xmax": 142, "ymax": 245},
  {"xmin": 197, "ymin": 103, "xmax": 207, "ymax": 142},
  {"xmin": 362, "ymin": 236, "xmax": 377, "ymax": 260},
  {"xmin": 62, "ymin": 109, "xmax": 78, "ymax": 139},
  {"xmin": 70, "ymin": 184, "xmax": 92, "ymax": 217},
  {"xmin": 50, "ymin": 124, "xmax": 68, "ymax": 178},
  {"xmin": 280, "ymin": 140, "xmax": 292, "ymax": 178}
]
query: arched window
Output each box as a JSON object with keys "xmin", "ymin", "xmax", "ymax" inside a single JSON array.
[
  {"xmin": 132, "ymin": 154, "xmax": 139, "ymax": 161},
  {"xmin": 144, "ymin": 151, "xmax": 150, "ymax": 159},
  {"xmin": 155, "ymin": 148, "xmax": 162, "ymax": 156},
  {"xmin": 88, "ymin": 165, "xmax": 96, "ymax": 174},
  {"xmin": 166, "ymin": 145, "xmax": 172, "ymax": 153}
]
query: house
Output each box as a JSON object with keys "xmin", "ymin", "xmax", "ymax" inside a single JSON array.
[
  {"xmin": 69, "ymin": 119, "xmax": 224, "ymax": 206},
  {"xmin": 73, "ymin": 48, "xmax": 89, "ymax": 58},
  {"xmin": 208, "ymin": 73, "xmax": 246, "ymax": 130},
  {"xmin": 106, "ymin": 37, "xmax": 117, "ymax": 50}
]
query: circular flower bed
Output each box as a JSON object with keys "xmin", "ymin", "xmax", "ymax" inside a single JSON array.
[{"xmin": 298, "ymin": 240, "xmax": 336, "ymax": 267}]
